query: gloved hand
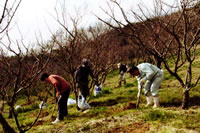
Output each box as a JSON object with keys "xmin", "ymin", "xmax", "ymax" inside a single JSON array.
[
  {"xmin": 144, "ymin": 90, "xmax": 151, "ymax": 96},
  {"xmin": 140, "ymin": 78, "xmax": 146, "ymax": 86}
]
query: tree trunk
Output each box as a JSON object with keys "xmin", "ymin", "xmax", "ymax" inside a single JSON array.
[
  {"xmin": 0, "ymin": 113, "xmax": 16, "ymax": 133},
  {"xmin": 25, "ymin": 91, "xmax": 31, "ymax": 105},
  {"xmin": 8, "ymin": 108, "xmax": 13, "ymax": 118},
  {"xmin": 182, "ymin": 89, "xmax": 189, "ymax": 109},
  {"xmin": 74, "ymin": 88, "xmax": 79, "ymax": 110},
  {"xmin": 156, "ymin": 57, "xmax": 163, "ymax": 69},
  {"xmin": 0, "ymin": 100, "xmax": 5, "ymax": 112}
]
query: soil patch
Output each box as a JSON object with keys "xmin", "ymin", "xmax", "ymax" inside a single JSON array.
[
  {"xmin": 123, "ymin": 102, "xmax": 136, "ymax": 110},
  {"xmin": 40, "ymin": 111, "xmax": 49, "ymax": 117},
  {"xmin": 107, "ymin": 122, "xmax": 150, "ymax": 133},
  {"xmin": 35, "ymin": 119, "xmax": 45, "ymax": 126}
]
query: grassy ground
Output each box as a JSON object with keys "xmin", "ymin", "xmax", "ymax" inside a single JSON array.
[{"xmin": 1, "ymin": 50, "xmax": 200, "ymax": 133}]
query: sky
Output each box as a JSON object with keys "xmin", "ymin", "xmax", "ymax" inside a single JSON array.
[{"xmin": 1, "ymin": 0, "xmax": 179, "ymax": 48}]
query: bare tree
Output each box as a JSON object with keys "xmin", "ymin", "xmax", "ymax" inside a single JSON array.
[
  {"xmin": 49, "ymin": 3, "xmax": 89, "ymax": 109},
  {"xmin": 51, "ymin": 2, "xmax": 127, "ymax": 105},
  {"xmin": 130, "ymin": 0, "xmax": 200, "ymax": 109},
  {"xmin": 0, "ymin": 33, "xmax": 53, "ymax": 132},
  {"xmin": 98, "ymin": 0, "xmax": 200, "ymax": 109},
  {"xmin": 97, "ymin": 1, "xmax": 168, "ymax": 68},
  {"xmin": 0, "ymin": 0, "xmax": 22, "ymax": 132},
  {"xmin": 84, "ymin": 23, "xmax": 128, "ymax": 85},
  {"xmin": 0, "ymin": 0, "xmax": 22, "ymax": 35},
  {"xmin": 157, "ymin": 1, "xmax": 200, "ymax": 109}
]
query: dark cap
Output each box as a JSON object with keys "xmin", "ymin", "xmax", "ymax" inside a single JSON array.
[
  {"xmin": 40, "ymin": 73, "xmax": 49, "ymax": 81},
  {"xmin": 127, "ymin": 66, "xmax": 138, "ymax": 74}
]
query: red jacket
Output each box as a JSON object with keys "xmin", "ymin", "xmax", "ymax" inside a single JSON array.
[{"xmin": 47, "ymin": 75, "xmax": 71, "ymax": 94}]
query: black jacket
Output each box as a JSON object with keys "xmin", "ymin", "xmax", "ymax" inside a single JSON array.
[
  {"xmin": 119, "ymin": 64, "xmax": 127, "ymax": 73},
  {"xmin": 75, "ymin": 65, "xmax": 94, "ymax": 82}
]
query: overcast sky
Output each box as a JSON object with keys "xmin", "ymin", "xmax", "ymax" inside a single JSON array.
[{"xmin": 2, "ymin": 0, "xmax": 179, "ymax": 47}]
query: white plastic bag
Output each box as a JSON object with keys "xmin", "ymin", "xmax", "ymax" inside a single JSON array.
[
  {"xmin": 67, "ymin": 98, "xmax": 76, "ymax": 105},
  {"xmin": 94, "ymin": 84, "xmax": 102, "ymax": 96},
  {"xmin": 15, "ymin": 105, "xmax": 21, "ymax": 110},
  {"xmin": 77, "ymin": 95, "xmax": 91, "ymax": 110}
]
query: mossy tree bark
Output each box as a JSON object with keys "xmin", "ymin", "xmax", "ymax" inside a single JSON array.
[
  {"xmin": 0, "ymin": 113, "xmax": 15, "ymax": 133},
  {"xmin": 182, "ymin": 89, "xmax": 189, "ymax": 109}
]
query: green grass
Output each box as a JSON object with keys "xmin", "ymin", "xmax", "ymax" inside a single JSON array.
[
  {"xmin": 1, "ymin": 48, "xmax": 200, "ymax": 133},
  {"xmin": 16, "ymin": 103, "xmax": 39, "ymax": 114},
  {"xmin": 141, "ymin": 109, "xmax": 177, "ymax": 122}
]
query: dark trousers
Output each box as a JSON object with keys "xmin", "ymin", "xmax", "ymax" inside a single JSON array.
[
  {"xmin": 78, "ymin": 81, "xmax": 89, "ymax": 99},
  {"xmin": 57, "ymin": 89, "xmax": 70, "ymax": 120}
]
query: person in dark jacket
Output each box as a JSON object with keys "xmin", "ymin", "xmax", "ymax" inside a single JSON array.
[
  {"xmin": 75, "ymin": 58, "xmax": 94, "ymax": 99},
  {"xmin": 117, "ymin": 63, "xmax": 128, "ymax": 87}
]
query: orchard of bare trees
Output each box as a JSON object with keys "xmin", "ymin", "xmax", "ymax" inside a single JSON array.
[
  {"xmin": 0, "ymin": 0, "xmax": 200, "ymax": 132},
  {"xmin": 97, "ymin": 0, "xmax": 200, "ymax": 109}
]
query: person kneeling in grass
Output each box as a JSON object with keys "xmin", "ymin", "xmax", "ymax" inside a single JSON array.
[{"xmin": 41, "ymin": 73, "xmax": 71, "ymax": 124}]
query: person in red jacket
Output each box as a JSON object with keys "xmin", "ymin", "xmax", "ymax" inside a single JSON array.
[{"xmin": 41, "ymin": 73, "xmax": 71, "ymax": 124}]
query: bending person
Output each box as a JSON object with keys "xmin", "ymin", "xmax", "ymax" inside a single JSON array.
[
  {"xmin": 128, "ymin": 63, "xmax": 164, "ymax": 108},
  {"xmin": 41, "ymin": 73, "xmax": 71, "ymax": 124}
]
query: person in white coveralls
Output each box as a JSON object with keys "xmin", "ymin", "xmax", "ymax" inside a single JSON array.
[{"xmin": 128, "ymin": 63, "xmax": 164, "ymax": 108}]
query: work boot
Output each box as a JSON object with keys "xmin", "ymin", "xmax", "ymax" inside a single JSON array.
[
  {"xmin": 51, "ymin": 118, "xmax": 60, "ymax": 124},
  {"xmin": 153, "ymin": 96, "xmax": 160, "ymax": 108},
  {"xmin": 145, "ymin": 96, "xmax": 153, "ymax": 107}
]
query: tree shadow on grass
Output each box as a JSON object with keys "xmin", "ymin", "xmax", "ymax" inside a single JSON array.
[
  {"xmin": 189, "ymin": 96, "xmax": 200, "ymax": 106},
  {"xmin": 90, "ymin": 99, "xmax": 118, "ymax": 107},
  {"xmin": 161, "ymin": 101, "xmax": 181, "ymax": 108},
  {"xmin": 161, "ymin": 95, "xmax": 200, "ymax": 108}
]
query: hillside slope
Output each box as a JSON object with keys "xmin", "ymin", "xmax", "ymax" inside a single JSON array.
[{"xmin": 20, "ymin": 47, "xmax": 200, "ymax": 133}]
